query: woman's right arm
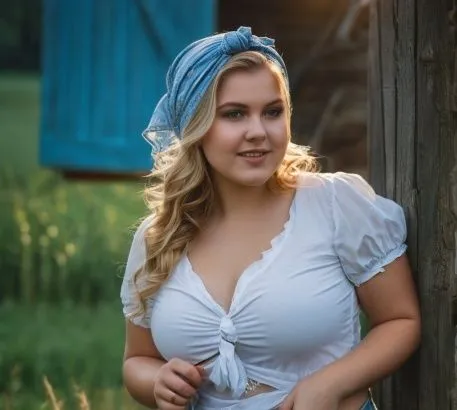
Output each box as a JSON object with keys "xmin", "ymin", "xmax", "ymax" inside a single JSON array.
[
  {"xmin": 121, "ymin": 218, "xmax": 204, "ymax": 408},
  {"xmin": 123, "ymin": 320, "xmax": 204, "ymax": 409},
  {"xmin": 123, "ymin": 320, "xmax": 166, "ymax": 408}
]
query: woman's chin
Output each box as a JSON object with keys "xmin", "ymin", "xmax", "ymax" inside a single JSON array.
[{"xmin": 230, "ymin": 172, "xmax": 274, "ymax": 188}]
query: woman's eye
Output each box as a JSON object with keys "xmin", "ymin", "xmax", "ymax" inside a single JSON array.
[
  {"xmin": 222, "ymin": 110, "xmax": 244, "ymax": 119},
  {"xmin": 265, "ymin": 107, "xmax": 284, "ymax": 118}
]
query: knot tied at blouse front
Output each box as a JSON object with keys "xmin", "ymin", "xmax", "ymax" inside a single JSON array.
[{"xmin": 207, "ymin": 316, "xmax": 248, "ymax": 398}]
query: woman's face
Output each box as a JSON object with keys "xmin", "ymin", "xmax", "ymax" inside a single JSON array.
[{"xmin": 201, "ymin": 66, "xmax": 289, "ymax": 189}]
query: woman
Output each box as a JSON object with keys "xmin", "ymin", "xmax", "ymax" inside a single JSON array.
[{"xmin": 120, "ymin": 27, "xmax": 420, "ymax": 410}]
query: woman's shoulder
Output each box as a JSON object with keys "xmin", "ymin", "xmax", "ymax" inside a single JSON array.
[
  {"xmin": 297, "ymin": 170, "xmax": 369, "ymax": 183},
  {"xmin": 120, "ymin": 214, "xmax": 155, "ymax": 328},
  {"xmin": 294, "ymin": 171, "xmax": 382, "ymax": 220},
  {"xmin": 133, "ymin": 214, "xmax": 155, "ymax": 238},
  {"xmin": 296, "ymin": 171, "xmax": 372, "ymax": 195},
  {"xmin": 124, "ymin": 214, "xmax": 155, "ymax": 282}
]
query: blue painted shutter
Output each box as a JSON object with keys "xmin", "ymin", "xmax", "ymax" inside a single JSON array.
[{"xmin": 40, "ymin": 0, "xmax": 215, "ymax": 173}]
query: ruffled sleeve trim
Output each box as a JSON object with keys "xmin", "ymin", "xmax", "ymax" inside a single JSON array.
[{"xmin": 349, "ymin": 243, "xmax": 407, "ymax": 286}]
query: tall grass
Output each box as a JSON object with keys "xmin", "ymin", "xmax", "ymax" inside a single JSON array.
[
  {"xmin": 0, "ymin": 73, "xmax": 149, "ymax": 409},
  {"xmin": 0, "ymin": 168, "xmax": 149, "ymax": 408},
  {"xmin": 0, "ymin": 168, "xmax": 146, "ymax": 305},
  {"xmin": 41, "ymin": 376, "xmax": 141, "ymax": 410},
  {"xmin": 0, "ymin": 300, "xmax": 146, "ymax": 409},
  {"xmin": 1, "ymin": 375, "xmax": 142, "ymax": 410}
]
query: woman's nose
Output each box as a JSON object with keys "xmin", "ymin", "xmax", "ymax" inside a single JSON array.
[{"xmin": 245, "ymin": 116, "xmax": 266, "ymax": 141}]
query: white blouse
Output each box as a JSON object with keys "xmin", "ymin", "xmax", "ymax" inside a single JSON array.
[{"xmin": 121, "ymin": 172, "xmax": 407, "ymax": 410}]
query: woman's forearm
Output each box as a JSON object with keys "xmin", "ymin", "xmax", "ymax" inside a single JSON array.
[
  {"xmin": 123, "ymin": 356, "xmax": 166, "ymax": 408},
  {"xmin": 317, "ymin": 318, "xmax": 421, "ymax": 399}
]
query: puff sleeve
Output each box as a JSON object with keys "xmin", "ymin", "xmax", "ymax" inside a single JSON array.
[
  {"xmin": 120, "ymin": 215, "xmax": 154, "ymax": 328},
  {"xmin": 331, "ymin": 172, "xmax": 407, "ymax": 286}
]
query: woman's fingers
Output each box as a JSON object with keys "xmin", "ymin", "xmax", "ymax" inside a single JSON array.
[
  {"xmin": 155, "ymin": 398, "xmax": 186, "ymax": 410},
  {"xmin": 153, "ymin": 358, "xmax": 206, "ymax": 410},
  {"xmin": 169, "ymin": 358, "xmax": 204, "ymax": 389},
  {"xmin": 164, "ymin": 370, "xmax": 197, "ymax": 398},
  {"xmin": 154, "ymin": 385, "xmax": 188, "ymax": 409},
  {"xmin": 153, "ymin": 358, "xmax": 203, "ymax": 409},
  {"xmin": 196, "ymin": 365, "xmax": 206, "ymax": 378},
  {"xmin": 278, "ymin": 393, "xmax": 294, "ymax": 410}
]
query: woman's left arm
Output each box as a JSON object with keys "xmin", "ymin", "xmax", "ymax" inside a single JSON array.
[{"xmin": 280, "ymin": 254, "xmax": 421, "ymax": 410}]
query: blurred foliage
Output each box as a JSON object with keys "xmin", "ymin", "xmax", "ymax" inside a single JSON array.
[
  {"xmin": 0, "ymin": 168, "xmax": 148, "ymax": 408},
  {"xmin": 0, "ymin": 168, "xmax": 147, "ymax": 305},
  {"xmin": 0, "ymin": 303, "xmax": 143, "ymax": 409},
  {"xmin": 0, "ymin": 0, "xmax": 41, "ymax": 70},
  {"xmin": 0, "ymin": 302, "xmax": 123, "ymax": 395},
  {"xmin": 0, "ymin": 73, "xmax": 41, "ymax": 178},
  {"xmin": 0, "ymin": 68, "xmax": 148, "ymax": 409}
]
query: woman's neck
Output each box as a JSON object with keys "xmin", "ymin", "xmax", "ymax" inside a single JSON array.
[{"xmin": 211, "ymin": 177, "xmax": 281, "ymax": 220}]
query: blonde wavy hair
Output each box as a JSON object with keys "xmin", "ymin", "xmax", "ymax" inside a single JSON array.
[{"xmin": 132, "ymin": 51, "xmax": 318, "ymax": 319}]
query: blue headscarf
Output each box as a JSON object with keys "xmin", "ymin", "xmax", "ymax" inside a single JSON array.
[{"xmin": 143, "ymin": 26, "xmax": 289, "ymax": 156}]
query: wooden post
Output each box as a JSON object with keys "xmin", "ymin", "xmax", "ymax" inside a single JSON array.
[{"xmin": 368, "ymin": 0, "xmax": 457, "ymax": 409}]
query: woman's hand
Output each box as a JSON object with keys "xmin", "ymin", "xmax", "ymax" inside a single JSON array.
[
  {"xmin": 153, "ymin": 358, "xmax": 206, "ymax": 409},
  {"xmin": 278, "ymin": 375, "xmax": 341, "ymax": 410}
]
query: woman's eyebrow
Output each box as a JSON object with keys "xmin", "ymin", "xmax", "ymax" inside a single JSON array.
[{"xmin": 217, "ymin": 98, "xmax": 284, "ymax": 110}]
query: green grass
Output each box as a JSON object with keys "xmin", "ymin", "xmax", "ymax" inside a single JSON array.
[
  {"xmin": 0, "ymin": 302, "xmax": 124, "ymax": 392},
  {"xmin": 0, "ymin": 168, "xmax": 146, "ymax": 305},
  {"xmin": 0, "ymin": 168, "xmax": 148, "ymax": 408},
  {"xmin": 0, "ymin": 73, "xmax": 149, "ymax": 409},
  {"xmin": 0, "ymin": 72, "xmax": 41, "ymax": 175},
  {"xmin": 0, "ymin": 73, "xmax": 148, "ymax": 305},
  {"xmin": 0, "ymin": 302, "xmax": 143, "ymax": 410}
]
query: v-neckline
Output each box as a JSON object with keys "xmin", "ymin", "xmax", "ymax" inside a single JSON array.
[{"xmin": 184, "ymin": 190, "xmax": 297, "ymax": 316}]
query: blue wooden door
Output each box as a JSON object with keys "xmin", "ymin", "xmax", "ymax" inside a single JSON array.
[{"xmin": 40, "ymin": 0, "xmax": 215, "ymax": 173}]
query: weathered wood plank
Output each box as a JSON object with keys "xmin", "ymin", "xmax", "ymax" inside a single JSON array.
[
  {"xmin": 379, "ymin": 0, "xmax": 396, "ymax": 199},
  {"xmin": 416, "ymin": 0, "xmax": 456, "ymax": 408},
  {"xmin": 369, "ymin": 0, "xmax": 456, "ymax": 408},
  {"xmin": 392, "ymin": 0, "xmax": 419, "ymax": 407}
]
